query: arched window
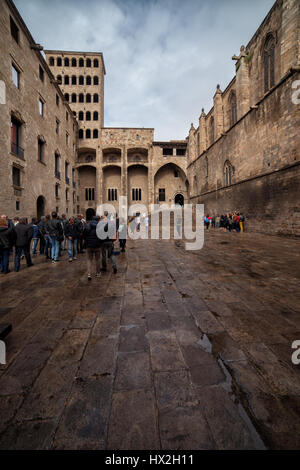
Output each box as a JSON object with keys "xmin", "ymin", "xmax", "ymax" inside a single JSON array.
[
  {"xmin": 64, "ymin": 58, "xmax": 69, "ymax": 67},
  {"xmin": 79, "ymin": 93, "xmax": 84, "ymax": 103},
  {"xmin": 209, "ymin": 117, "xmax": 214, "ymax": 146},
  {"xmin": 93, "ymin": 129, "xmax": 98, "ymax": 139},
  {"xmin": 72, "ymin": 75, "xmax": 77, "ymax": 85},
  {"xmin": 86, "ymin": 94, "xmax": 91, "ymax": 103},
  {"xmin": 264, "ymin": 33, "xmax": 275, "ymax": 92},
  {"xmin": 86, "ymin": 76, "xmax": 91, "ymax": 85},
  {"xmin": 71, "ymin": 58, "xmax": 77, "ymax": 67},
  {"xmin": 86, "ymin": 129, "xmax": 91, "ymax": 139},
  {"xmin": 71, "ymin": 93, "xmax": 77, "ymax": 103},
  {"xmin": 93, "ymin": 76, "xmax": 99, "ymax": 85},
  {"xmin": 93, "ymin": 111, "xmax": 98, "ymax": 121},
  {"xmin": 49, "ymin": 57, "xmax": 54, "ymax": 66},
  {"xmin": 64, "ymin": 93, "xmax": 69, "ymax": 102},
  {"xmin": 229, "ymin": 91, "xmax": 237, "ymax": 127},
  {"xmin": 86, "ymin": 111, "xmax": 91, "ymax": 121},
  {"xmin": 57, "ymin": 57, "xmax": 62, "ymax": 66},
  {"xmin": 79, "ymin": 76, "xmax": 84, "ymax": 85},
  {"xmin": 79, "ymin": 58, "xmax": 84, "ymax": 67},
  {"xmin": 224, "ymin": 160, "xmax": 234, "ymax": 186},
  {"xmin": 93, "ymin": 93, "xmax": 99, "ymax": 103},
  {"xmin": 79, "ymin": 129, "xmax": 83, "ymax": 139},
  {"xmin": 205, "ymin": 156, "xmax": 208, "ymax": 177},
  {"xmin": 94, "ymin": 59, "xmax": 99, "ymax": 67},
  {"xmin": 86, "ymin": 58, "xmax": 91, "ymax": 67},
  {"xmin": 78, "ymin": 111, "xmax": 84, "ymax": 121},
  {"xmin": 64, "ymin": 75, "xmax": 69, "ymax": 85},
  {"xmin": 57, "ymin": 75, "xmax": 62, "ymax": 84}
]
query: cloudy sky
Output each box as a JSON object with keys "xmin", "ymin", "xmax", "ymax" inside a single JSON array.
[{"xmin": 14, "ymin": 0, "xmax": 275, "ymax": 141}]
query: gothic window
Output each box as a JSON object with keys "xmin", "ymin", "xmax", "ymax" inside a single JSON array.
[
  {"xmin": 229, "ymin": 91, "xmax": 237, "ymax": 127},
  {"xmin": 224, "ymin": 160, "xmax": 234, "ymax": 187},
  {"xmin": 264, "ymin": 33, "xmax": 275, "ymax": 92}
]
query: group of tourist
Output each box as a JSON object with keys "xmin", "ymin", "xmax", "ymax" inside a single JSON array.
[
  {"xmin": 0, "ymin": 212, "xmax": 124, "ymax": 279},
  {"xmin": 204, "ymin": 213, "xmax": 245, "ymax": 232}
]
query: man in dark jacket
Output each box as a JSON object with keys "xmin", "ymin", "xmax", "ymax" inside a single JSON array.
[
  {"xmin": 14, "ymin": 218, "xmax": 34, "ymax": 272},
  {"xmin": 48, "ymin": 212, "xmax": 63, "ymax": 263},
  {"xmin": 0, "ymin": 218, "xmax": 16, "ymax": 274},
  {"xmin": 65, "ymin": 217, "xmax": 80, "ymax": 261},
  {"xmin": 83, "ymin": 216, "xmax": 102, "ymax": 280},
  {"xmin": 98, "ymin": 215, "xmax": 117, "ymax": 275}
]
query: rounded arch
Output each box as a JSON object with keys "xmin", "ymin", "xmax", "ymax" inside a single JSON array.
[
  {"xmin": 154, "ymin": 163, "xmax": 189, "ymax": 205},
  {"xmin": 174, "ymin": 193, "xmax": 184, "ymax": 206},
  {"xmin": 36, "ymin": 195, "xmax": 46, "ymax": 220}
]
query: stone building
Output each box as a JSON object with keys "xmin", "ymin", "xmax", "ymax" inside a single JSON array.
[
  {"xmin": 0, "ymin": 0, "xmax": 299, "ymax": 235},
  {"xmin": 0, "ymin": 0, "xmax": 79, "ymax": 220},
  {"xmin": 44, "ymin": 51, "xmax": 188, "ymax": 217},
  {"xmin": 187, "ymin": 0, "xmax": 300, "ymax": 236}
]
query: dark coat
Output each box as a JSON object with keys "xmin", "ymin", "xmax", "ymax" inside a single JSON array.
[
  {"xmin": 14, "ymin": 223, "xmax": 33, "ymax": 247},
  {"xmin": 48, "ymin": 219, "xmax": 63, "ymax": 239},
  {"xmin": 65, "ymin": 222, "xmax": 81, "ymax": 240},
  {"xmin": 83, "ymin": 219, "xmax": 102, "ymax": 248},
  {"xmin": 0, "ymin": 226, "xmax": 16, "ymax": 250}
]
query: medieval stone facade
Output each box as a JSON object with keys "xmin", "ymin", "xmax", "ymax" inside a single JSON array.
[
  {"xmin": 0, "ymin": 0, "xmax": 299, "ymax": 235},
  {"xmin": 187, "ymin": 0, "xmax": 300, "ymax": 236}
]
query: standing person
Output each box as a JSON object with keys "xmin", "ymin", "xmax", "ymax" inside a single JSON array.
[
  {"xmin": 144, "ymin": 214, "xmax": 149, "ymax": 235},
  {"xmin": 14, "ymin": 218, "xmax": 34, "ymax": 272},
  {"xmin": 13, "ymin": 216, "xmax": 19, "ymax": 226},
  {"xmin": 0, "ymin": 218, "xmax": 16, "ymax": 274},
  {"xmin": 38, "ymin": 216, "xmax": 46, "ymax": 255},
  {"xmin": 31, "ymin": 218, "xmax": 40, "ymax": 255},
  {"xmin": 61, "ymin": 214, "xmax": 68, "ymax": 251},
  {"xmin": 44, "ymin": 214, "xmax": 52, "ymax": 259},
  {"xmin": 76, "ymin": 214, "xmax": 85, "ymax": 254},
  {"xmin": 216, "ymin": 215, "xmax": 220, "ymax": 229},
  {"xmin": 65, "ymin": 217, "xmax": 80, "ymax": 262},
  {"xmin": 205, "ymin": 215, "xmax": 210, "ymax": 230},
  {"xmin": 235, "ymin": 213, "xmax": 241, "ymax": 232},
  {"xmin": 83, "ymin": 215, "xmax": 102, "ymax": 280},
  {"xmin": 48, "ymin": 211, "xmax": 63, "ymax": 264},
  {"xmin": 98, "ymin": 215, "xmax": 117, "ymax": 274},
  {"xmin": 136, "ymin": 214, "xmax": 141, "ymax": 232},
  {"xmin": 240, "ymin": 213, "xmax": 245, "ymax": 232}
]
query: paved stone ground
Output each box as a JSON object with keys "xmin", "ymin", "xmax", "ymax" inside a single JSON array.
[{"xmin": 0, "ymin": 230, "xmax": 299, "ymax": 450}]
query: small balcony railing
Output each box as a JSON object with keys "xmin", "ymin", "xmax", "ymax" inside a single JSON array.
[{"xmin": 11, "ymin": 142, "xmax": 24, "ymax": 159}]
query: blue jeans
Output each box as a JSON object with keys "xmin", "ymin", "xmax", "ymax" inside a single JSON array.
[
  {"xmin": 32, "ymin": 238, "xmax": 39, "ymax": 254},
  {"xmin": 0, "ymin": 248, "xmax": 10, "ymax": 273},
  {"xmin": 44, "ymin": 235, "xmax": 51, "ymax": 258},
  {"xmin": 50, "ymin": 236, "xmax": 60, "ymax": 261},
  {"xmin": 67, "ymin": 239, "xmax": 77, "ymax": 259}
]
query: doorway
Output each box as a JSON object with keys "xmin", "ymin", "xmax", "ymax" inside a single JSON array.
[
  {"xmin": 37, "ymin": 195, "xmax": 45, "ymax": 220},
  {"xmin": 174, "ymin": 193, "xmax": 184, "ymax": 206}
]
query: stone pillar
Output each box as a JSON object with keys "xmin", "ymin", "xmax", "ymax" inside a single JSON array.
[
  {"xmin": 213, "ymin": 85, "xmax": 224, "ymax": 139},
  {"xmin": 188, "ymin": 123, "xmax": 196, "ymax": 163},
  {"xmin": 199, "ymin": 108, "xmax": 207, "ymax": 154},
  {"xmin": 232, "ymin": 45, "xmax": 250, "ymax": 120}
]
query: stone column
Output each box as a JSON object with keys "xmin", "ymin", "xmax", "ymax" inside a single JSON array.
[
  {"xmin": 232, "ymin": 46, "xmax": 250, "ymax": 120},
  {"xmin": 188, "ymin": 123, "xmax": 196, "ymax": 163},
  {"xmin": 213, "ymin": 85, "xmax": 224, "ymax": 140},
  {"xmin": 199, "ymin": 108, "xmax": 207, "ymax": 154}
]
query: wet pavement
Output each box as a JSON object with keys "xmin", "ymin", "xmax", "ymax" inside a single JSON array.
[{"xmin": 0, "ymin": 230, "xmax": 299, "ymax": 450}]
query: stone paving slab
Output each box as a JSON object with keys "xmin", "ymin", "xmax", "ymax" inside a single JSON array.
[{"xmin": 0, "ymin": 231, "xmax": 299, "ymax": 449}]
